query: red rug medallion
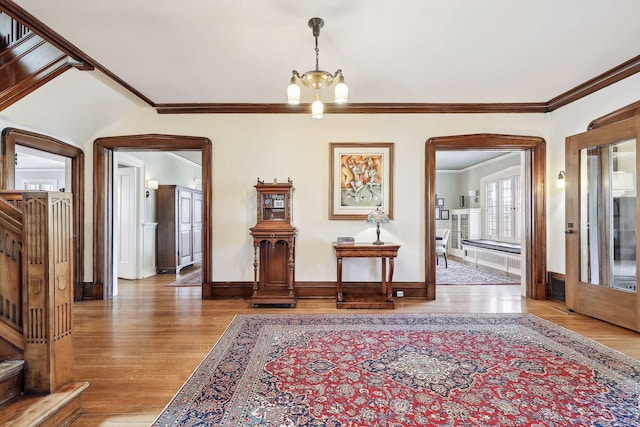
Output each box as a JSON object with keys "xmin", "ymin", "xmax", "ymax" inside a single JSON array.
[{"xmin": 153, "ymin": 314, "xmax": 640, "ymax": 426}]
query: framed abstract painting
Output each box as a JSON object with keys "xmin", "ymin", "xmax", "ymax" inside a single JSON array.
[{"xmin": 329, "ymin": 142, "xmax": 394, "ymax": 220}]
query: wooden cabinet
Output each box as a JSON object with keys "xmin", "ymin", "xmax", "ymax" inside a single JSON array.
[
  {"xmin": 450, "ymin": 208, "xmax": 481, "ymax": 257},
  {"xmin": 250, "ymin": 178, "xmax": 297, "ymax": 307},
  {"xmin": 157, "ymin": 185, "xmax": 202, "ymax": 273}
]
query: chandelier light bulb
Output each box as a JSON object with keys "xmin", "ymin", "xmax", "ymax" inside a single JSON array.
[
  {"xmin": 311, "ymin": 93, "xmax": 324, "ymax": 119},
  {"xmin": 334, "ymin": 73, "xmax": 348, "ymax": 104},
  {"xmin": 287, "ymin": 76, "xmax": 301, "ymax": 105}
]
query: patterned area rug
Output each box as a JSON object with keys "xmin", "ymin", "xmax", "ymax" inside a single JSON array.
[
  {"xmin": 153, "ymin": 314, "xmax": 640, "ymax": 426},
  {"xmin": 167, "ymin": 270, "xmax": 201, "ymax": 287},
  {"xmin": 437, "ymin": 258, "xmax": 520, "ymax": 285}
]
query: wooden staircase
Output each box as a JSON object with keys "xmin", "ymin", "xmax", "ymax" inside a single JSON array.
[
  {"xmin": 0, "ymin": 378, "xmax": 88, "ymax": 426},
  {"xmin": 0, "ymin": 191, "xmax": 87, "ymax": 426}
]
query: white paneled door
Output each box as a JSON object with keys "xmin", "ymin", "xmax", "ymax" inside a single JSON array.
[{"xmin": 117, "ymin": 166, "xmax": 137, "ymax": 280}]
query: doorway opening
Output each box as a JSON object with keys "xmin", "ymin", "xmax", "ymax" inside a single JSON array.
[
  {"xmin": 92, "ymin": 134, "xmax": 212, "ymax": 300},
  {"xmin": 434, "ymin": 150, "xmax": 524, "ymax": 286},
  {"xmin": 1, "ymin": 127, "xmax": 84, "ymax": 300},
  {"xmin": 425, "ymin": 134, "xmax": 546, "ymax": 301}
]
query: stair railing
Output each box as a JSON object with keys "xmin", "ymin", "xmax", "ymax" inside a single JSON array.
[{"xmin": 0, "ymin": 191, "xmax": 75, "ymax": 394}]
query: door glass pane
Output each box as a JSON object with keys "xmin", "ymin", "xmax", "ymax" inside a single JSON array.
[{"xmin": 579, "ymin": 138, "xmax": 636, "ymax": 292}]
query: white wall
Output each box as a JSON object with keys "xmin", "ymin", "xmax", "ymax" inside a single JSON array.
[
  {"xmin": 3, "ymin": 69, "xmax": 640, "ymax": 285},
  {"xmin": 546, "ymin": 73, "xmax": 640, "ymax": 274},
  {"xmin": 14, "ymin": 169, "xmax": 65, "ymax": 190},
  {"xmin": 85, "ymin": 111, "xmax": 550, "ymax": 283}
]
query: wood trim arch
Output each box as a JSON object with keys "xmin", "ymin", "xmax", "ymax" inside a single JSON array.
[
  {"xmin": 92, "ymin": 134, "xmax": 212, "ymax": 300},
  {"xmin": 588, "ymin": 99, "xmax": 640, "ymax": 130},
  {"xmin": 0, "ymin": 127, "xmax": 85, "ymax": 300},
  {"xmin": 425, "ymin": 133, "xmax": 546, "ymax": 300}
]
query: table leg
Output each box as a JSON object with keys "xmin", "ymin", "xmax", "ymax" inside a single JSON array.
[
  {"xmin": 381, "ymin": 257, "xmax": 387, "ymax": 297},
  {"xmin": 336, "ymin": 257, "xmax": 344, "ymax": 302},
  {"xmin": 388, "ymin": 257, "xmax": 395, "ymax": 301}
]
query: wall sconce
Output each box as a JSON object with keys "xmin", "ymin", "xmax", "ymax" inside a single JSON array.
[
  {"xmin": 556, "ymin": 171, "xmax": 565, "ymax": 189},
  {"xmin": 145, "ymin": 179, "xmax": 159, "ymax": 198}
]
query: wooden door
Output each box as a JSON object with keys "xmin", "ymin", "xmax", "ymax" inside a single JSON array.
[
  {"xmin": 565, "ymin": 117, "xmax": 639, "ymax": 331},
  {"xmin": 178, "ymin": 188, "xmax": 193, "ymax": 266}
]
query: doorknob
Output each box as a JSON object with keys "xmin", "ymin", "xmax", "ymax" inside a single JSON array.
[{"xmin": 565, "ymin": 222, "xmax": 574, "ymax": 234}]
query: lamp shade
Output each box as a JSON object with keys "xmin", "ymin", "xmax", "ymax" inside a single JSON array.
[
  {"xmin": 366, "ymin": 208, "xmax": 390, "ymax": 225},
  {"xmin": 334, "ymin": 75, "xmax": 348, "ymax": 104},
  {"xmin": 146, "ymin": 179, "xmax": 159, "ymax": 190},
  {"xmin": 311, "ymin": 95, "xmax": 324, "ymax": 119},
  {"xmin": 287, "ymin": 79, "xmax": 301, "ymax": 105}
]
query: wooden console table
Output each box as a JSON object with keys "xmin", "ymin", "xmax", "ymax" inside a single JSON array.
[{"xmin": 332, "ymin": 242, "xmax": 400, "ymax": 309}]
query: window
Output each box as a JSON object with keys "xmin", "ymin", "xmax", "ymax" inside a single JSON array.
[{"xmin": 481, "ymin": 166, "xmax": 521, "ymax": 242}]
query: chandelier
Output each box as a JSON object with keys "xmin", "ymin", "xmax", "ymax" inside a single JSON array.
[{"xmin": 287, "ymin": 17, "xmax": 348, "ymax": 119}]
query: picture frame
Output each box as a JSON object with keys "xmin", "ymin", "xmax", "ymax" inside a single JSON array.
[
  {"xmin": 436, "ymin": 197, "xmax": 444, "ymax": 207},
  {"xmin": 329, "ymin": 142, "xmax": 394, "ymax": 220},
  {"xmin": 440, "ymin": 209, "xmax": 450, "ymax": 220},
  {"xmin": 435, "ymin": 207, "xmax": 441, "ymax": 220}
]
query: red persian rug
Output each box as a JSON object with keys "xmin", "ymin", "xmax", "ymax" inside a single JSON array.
[{"xmin": 152, "ymin": 314, "xmax": 640, "ymax": 426}]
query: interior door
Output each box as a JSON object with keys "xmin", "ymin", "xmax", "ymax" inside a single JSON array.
[
  {"xmin": 116, "ymin": 166, "xmax": 137, "ymax": 280},
  {"xmin": 565, "ymin": 117, "xmax": 639, "ymax": 331},
  {"xmin": 178, "ymin": 188, "xmax": 193, "ymax": 266},
  {"xmin": 192, "ymin": 190, "xmax": 203, "ymax": 262}
]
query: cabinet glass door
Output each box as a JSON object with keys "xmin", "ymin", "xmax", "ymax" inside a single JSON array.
[{"xmin": 262, "ymin": 194, "xmax": 286, "ymax": 220}]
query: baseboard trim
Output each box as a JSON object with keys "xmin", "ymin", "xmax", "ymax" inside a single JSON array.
[{"xmin": 207, "ymin": 281, "xmax": 427, "ymax": 299}]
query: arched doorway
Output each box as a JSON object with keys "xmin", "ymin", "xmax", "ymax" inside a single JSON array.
[
  {"xmin": 92, "ymin": 134, "xmax": 212, "ymax": 300},
  {"xmin": 425, "ymin": 134, "xmax": 546, "ymax": 300},
  {"xmin": 1, "ymin": 127, "xmax": 85, "ymax": 300}
]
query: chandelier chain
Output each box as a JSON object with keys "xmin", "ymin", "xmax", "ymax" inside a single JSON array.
[
  {"xmin": 286, "ymin": 17, "xmax": 348, "ymax": 117},
  {"xmin": 314, "ymin": 36, "xmax": 320, "ymax": 71}
]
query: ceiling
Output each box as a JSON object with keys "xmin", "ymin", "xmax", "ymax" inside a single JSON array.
[
  {"xmin": 10, "ymin": 0, "xmax": 640, "ymax": 107},
  {"xmin": 15, "ymin": 145, "xmax": 65, "ymax": 169},
  {"xmin": 436, "ymin": 151, "xmax": 511, "ymax": 170}
]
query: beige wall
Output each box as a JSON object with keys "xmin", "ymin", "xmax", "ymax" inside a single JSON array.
[
  {"xmin": 88, "ymin": 111, "xmax": 550, "ymax": 283},
  {"xmin": 3, "ymin": 69, "xmax": 640, "ymax": 285}
]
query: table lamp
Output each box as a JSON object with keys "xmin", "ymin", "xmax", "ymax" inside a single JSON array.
[{"xmin": 365, "ymin": 208, "xmax": 390, "ymax": 245}]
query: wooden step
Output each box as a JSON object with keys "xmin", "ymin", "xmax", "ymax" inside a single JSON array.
[
  {"xmin": 0, "ymin": 381, "xmax": 89, "ymax": 427},
  {"xmin": 0, "ymin": 360, "xmax": 24, "ymax": 405}
]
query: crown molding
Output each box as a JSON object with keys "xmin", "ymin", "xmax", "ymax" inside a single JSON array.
[
  {"xmin": 155, "ymin": 102, "xmax": 549, "ymax": 115},
  {"xmin": 546, "ymin": 54, "xmax": 640, "ymax": 112}
]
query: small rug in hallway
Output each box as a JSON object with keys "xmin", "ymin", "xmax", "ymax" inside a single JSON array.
[
  {"xmin": 153, "ymin": 313, "xmax": 640, "ymax": 426},
  {"xmin": 167, "ymin": 270, "xmax": 201, "ymax": 287},
  {"xmin": 437, "ymin": 258, "xmax": 519, "ymax": 285}
]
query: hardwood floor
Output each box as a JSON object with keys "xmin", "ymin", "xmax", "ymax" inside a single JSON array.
[{"xmin": 70, "ymin": 269, "xmax": 640, "ymax": 426}]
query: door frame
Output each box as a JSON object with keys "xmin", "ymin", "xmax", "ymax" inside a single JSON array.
[
  {"xmin": 0, "ymin": 127, "xmax": 85, "ymax": 300},
  {"xmin": 93, "ymin": 134, "xmax": 212, "ymax": 300},
  {"xmin": 425, "ymin": 133, "xmax": 546, "ymax": 300}
]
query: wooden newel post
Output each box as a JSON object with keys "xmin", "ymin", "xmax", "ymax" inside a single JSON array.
[{"xmin": 22, "ymin": 192, "xmax": 74, "ymax": 394}]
